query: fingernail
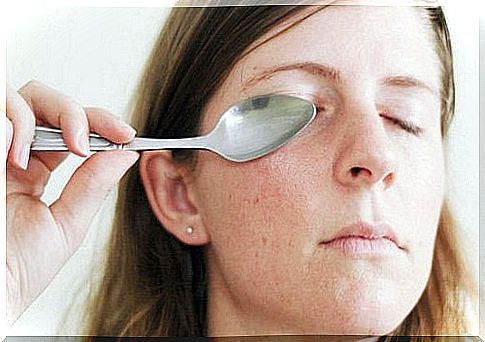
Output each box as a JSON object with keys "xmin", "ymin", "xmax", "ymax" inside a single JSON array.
[
  {"xmin": 117, "ymin": 118, "xmax": 136, "ymax": 136},
  {"xmin": 78, "ymin": 132, "xmax": 90, "ymax": 156},
  {"xmin": 18, "ymin": 147, "xmax": 30, "ymax": 170},
  {"xmin": 122, "ymin": 123, "xmax": 137, "ymax": 136}
]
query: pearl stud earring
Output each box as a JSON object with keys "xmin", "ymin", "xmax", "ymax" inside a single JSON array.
[{"xmin": 185, "ymin": 226, "xmax": 194, "ymax": 235}]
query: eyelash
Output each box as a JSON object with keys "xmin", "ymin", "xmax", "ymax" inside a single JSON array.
[
  {"xmin": 315, "ymin": 105, "xmax": 329, "ymax": 114},
  {"xmin": 315, "ymin": 103, "xmax": 336, "ymax": 117},
  {"xmin": 313, "ymin": 100, "xmax": 423, "ymax": 136},
  {"xmin": 383, "ymin": 116, "xmax": 423, "ymax": 136},
  {"xmin": 316, "ymin": 106, "xmax": 423, "ymax": 136}
]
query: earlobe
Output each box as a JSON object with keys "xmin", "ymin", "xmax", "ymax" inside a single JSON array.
[{"xmin": 139, "ymin": 151, "xmax": 210, "ymax": 246}]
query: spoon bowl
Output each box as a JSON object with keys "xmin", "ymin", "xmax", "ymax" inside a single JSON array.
[{"xmin": 206, "ymin": 94, "xmax": 316, "ymax": 162}]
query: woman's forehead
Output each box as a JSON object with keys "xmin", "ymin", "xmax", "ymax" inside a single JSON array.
[
  {"xmin": 236, "ymin": 6, "xmax": 439, "ymax": 92},
  {"xmin": 240, "ymin": 6, "xmax": 435, "ymax": 65}
]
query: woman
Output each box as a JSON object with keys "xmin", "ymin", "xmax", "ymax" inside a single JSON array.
[{"xmin": 6, "ymin": 3, "xmax": 477, "ymax": 338}]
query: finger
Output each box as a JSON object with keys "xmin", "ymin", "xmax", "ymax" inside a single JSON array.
[
  {"xmin": 84, "ymin": 107, "xmax": 136, "ymax": 144},
  {"xmin": 31, "ymin": 151, "xmax": 71, "ymax": 173},
  {"xmin": 2, "ymin": 116, "xmax": 13, "ymax": 174},
  {"xmin": 50, "ymin": 150, "xmax": 139, "ymax": 250},
  {"xmin": 6, "ymin": 85, "xmax": 36, "ymax": 170},
  {"xmin": 6, "ymin": 116, "xmax": 13, "ymax": 155},
  {"xmin": 18, "ymin": 80, "xmax": 90, "ymax": 157},
  {"xmin": 6, "ymin": 151, "xmax": 71, "ymax": 198}
]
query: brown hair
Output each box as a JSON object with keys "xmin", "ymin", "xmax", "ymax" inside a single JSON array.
[{"xmin": 85, "ymin": 5, "xmax": 476, "ymax": 338}]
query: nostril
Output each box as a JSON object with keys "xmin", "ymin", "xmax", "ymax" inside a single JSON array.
[
  {"xmin": 384, "ymin": 172, "xmax": 395, "ymax": 187},
  {"xmin": 350, "ymin": 167, "xmax": 363, "ymax": 177}
]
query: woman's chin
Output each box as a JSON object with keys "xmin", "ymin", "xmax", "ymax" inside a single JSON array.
[
  {"xmin": 331, "ymin": 299, "xmax": 411, "ymax": 335},
  {"xmin": 333, "ymin": 318, "xmax": 402, "ymax": 337},
  {"xmin": 292, "ymin": 291, "xmax": 413, "ymax": 336},
  {"xmin": 303, "ymin": 315, "xmax": 403, "ymax": 336}
]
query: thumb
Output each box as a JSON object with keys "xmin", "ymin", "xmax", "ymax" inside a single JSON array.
[
  {"xmin": 3, "ymin": 117, "xmax": 13, "ymax": 174},
  {"xmin": 6, "ymin": 116, "xmax": 13, "ymax": 155},
  {"xmin": 50, "ymin": 150, "xmax": 139, "ymax": 251}
]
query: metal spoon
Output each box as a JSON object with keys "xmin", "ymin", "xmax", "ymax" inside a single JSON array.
[{"xmin": 31, "ymin": 94, "xmax": 316, "ymax": 163}]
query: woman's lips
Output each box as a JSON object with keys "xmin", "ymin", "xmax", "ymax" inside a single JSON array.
[{"xmin": 320, "ymin": 221, "xmax": 405, "ymax": 257}]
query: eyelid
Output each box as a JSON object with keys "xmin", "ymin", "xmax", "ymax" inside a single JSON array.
[
  {"xmin": 378, "ymin": 105, "xmax": 424, "ymax": 135},
  {"xmin": 297, "ymin": 93, "xmax": 422, "ymax": 137},
  {"xmin": 290, "ymin": 90, "xmax": 341, "ymax": 111},
  {"xmin": 382, "ymin": 115, "xmax": 423, "ymax": 136}
]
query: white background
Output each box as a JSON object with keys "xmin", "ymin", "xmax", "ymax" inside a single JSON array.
[{"xmin": 5, "ymin": 4, "xmax": 480, "ymax": 336}]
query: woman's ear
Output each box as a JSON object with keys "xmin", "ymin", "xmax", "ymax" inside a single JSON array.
[{"xmin": 139, "ymin": 151, "xmax": 210, "ymax": 246}]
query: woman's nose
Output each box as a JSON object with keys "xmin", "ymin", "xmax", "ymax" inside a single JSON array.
[{"xmin": 333, "ymin": 113, "xmax": 398, "ymax": 191}]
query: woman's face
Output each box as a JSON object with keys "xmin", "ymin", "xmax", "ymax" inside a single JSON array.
[{"xmin": 193, "ymin": 6, "xmax": 444, "ymax": 335}]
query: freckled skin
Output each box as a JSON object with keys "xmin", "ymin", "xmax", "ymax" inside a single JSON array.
[{"xmin": 192, "ymin": 6, "xmax": 444, "ymax": 336}]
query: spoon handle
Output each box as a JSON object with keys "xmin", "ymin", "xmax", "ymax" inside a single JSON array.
[
  {"xmin": 31, "ymin": 126, "xmax": 121, "ymax": 151},
  {"xmin": 122, "ymin": 136, "xmax": 208, "ymax": 151},
  {"xmin": 31, "ymin": 126, "xmax": 210, "ymax": 152}
]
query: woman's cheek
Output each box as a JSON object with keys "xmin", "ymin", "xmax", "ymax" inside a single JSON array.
[
  {"xmin": 407, "ymin": 144, "xmax": 444, "ymax": 259},
  {"xmin": 197, "ymin": 151, "xmax": 309, "ymax": 231},
  {"xmin": 195, "ymin": 148, "xmax": 319, "ymax": 269}
]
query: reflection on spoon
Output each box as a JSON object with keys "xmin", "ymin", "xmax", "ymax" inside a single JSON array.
[{"xmin": 31, "ymin": 94, "xmax": 316, "ymax": 163}]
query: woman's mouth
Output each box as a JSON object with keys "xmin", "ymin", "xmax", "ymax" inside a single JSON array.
[{"xmin": 320, "ymin": 221, "xmax": 405, "ymax": 257}]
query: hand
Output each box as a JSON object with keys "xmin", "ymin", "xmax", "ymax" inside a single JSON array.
[{"xmin": 5, "ymin": 80, "xmax": 140, "ymax": 325}]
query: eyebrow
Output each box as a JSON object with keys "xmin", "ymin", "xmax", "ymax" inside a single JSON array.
[
  {"xmin": 243, "ymin": 62, "xmax": 438, "ymax": 96},
  {"xmin": 244, "ymin": 62, "xmax": 340, "ymax": 89},
  {"xmin": 382, "ymin": 75, "xmax": 438, "ymax": 96}
]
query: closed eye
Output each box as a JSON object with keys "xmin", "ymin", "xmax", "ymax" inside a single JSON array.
[
  {"xmin": 383, "ymin": 116, "xmax": 423, "ymax": 136},
  {"xmin": 315, "ymin": 102, "xmax": 337, "ymax": 117}
]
